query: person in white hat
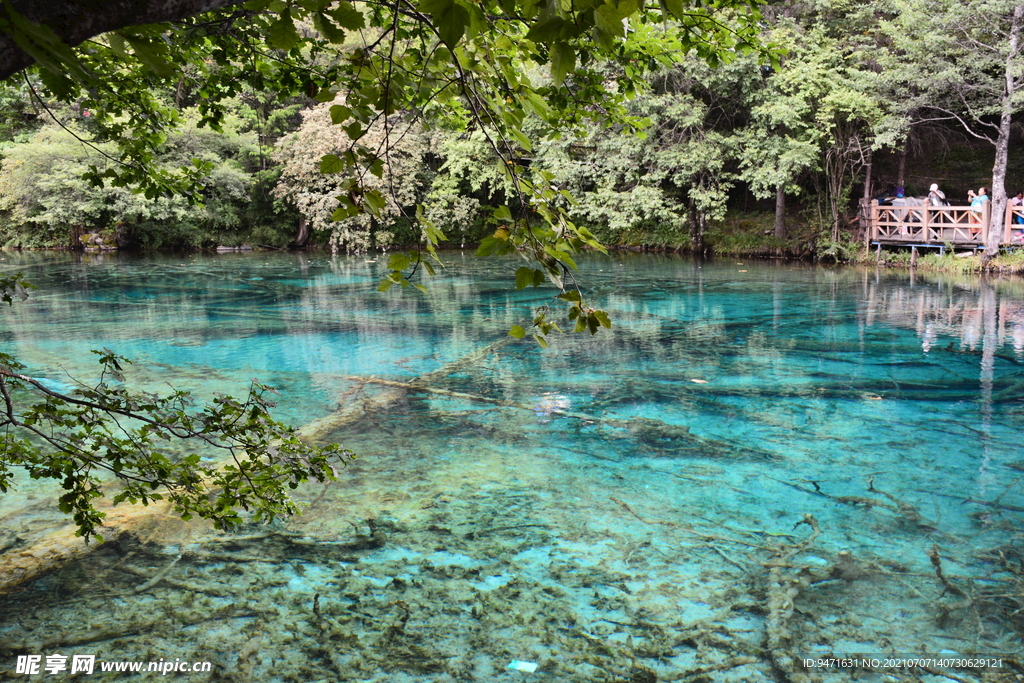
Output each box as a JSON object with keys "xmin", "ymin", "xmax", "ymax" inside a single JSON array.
[{"xmin": 927, "ymin": 183, "xmax": 947, "ymax": 207}]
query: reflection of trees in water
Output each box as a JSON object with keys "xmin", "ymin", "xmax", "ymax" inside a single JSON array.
[
  {"xmin": 855, "ymin": 273, "xmax": 1024, "ymax": 504},
  {"xmin": 859, "ymin": 272, "xmax": 1024, "ymax": 358}
]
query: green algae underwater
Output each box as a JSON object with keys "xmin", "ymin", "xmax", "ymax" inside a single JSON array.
[{"xmin": 1, "ymin": 251, "xmax": 1023, "ymax": 682}]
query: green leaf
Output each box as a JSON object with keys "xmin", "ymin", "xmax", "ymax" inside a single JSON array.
[
  {"xmin": 515, "ymin": 266, "xmax": 535, "ymax": 290},
  {"xmin": 331, "ymin": 203, "xmax": 361, "ymax": 220},
  {"xmin": 377, "ymin": 278, "xmax": 394, "ymax": 292},
  {"xmin": 267, "ymin": 10, "xmax": 301, "ymax": 50},
  {"xmin": 550, "ymin": 42, "xmax": 575, "ymax": 86},
  {"xmin": 327, "ymin": 1, "xmax": 365, "ymax": 29},
  {"xmin": 593, "ymin": 309, "xmax": 612, "ymax": 329},
  {"xmin": 329, "ymin": 104, "xmax": 351, "ymax": 124},
  {"xmin": 492, "ymin": 205, "xmax": 513, "ymax": 220},
  {"xmin": 388, "ymin": 252, "xmax": 412, "ymax": 270},
  {"xmin": 661, "ymin": 0, "xmax": 685, "ymax": 21},
  {"xmin": 476, "ymin": 235, "xmax": 512, "ymax": 257},
  {"xmin": 313, "ymin": 11, "xmax": 347, "ymax": 42},
  {"xmin": 0, "ymin": 7, "xmax": 92, "ymax": 93},
  {"xmin": 106, "ymin": 33, "xmax": 128, "ymax": 58},
  {"xmin": 123, "ymin": 35, "xmax": 176, "ymax": 79},
  {"xmin": 508, "ymin": 325, "xmax": 526, "ymax": 339},
  {"xmin": 509, "ymin": 127, "xmax": 532, "ymax": 151},
  {"xmin": 315, "ymin": 88, "xmax": 337, "ymax": 103},
  {"xmin": 364, "ymin": 190, "xmax": 387, "ymax": 216},
  {"xmin": 465, "ymin": 3, "xmax": 488, "ymax": 38},
  {"xmin": 320, "ymin": 154, "xmax": 346, "ymax": 174},
  {"xmin": 522, "ymin": 91, "xmax": 553, "ymax": 118},
  {"xmin": 534, "ymin": 334, "xmax": 549, "ymax": 348},
  {"xmin": 434, "ymin": 0, "xmax": 471, "ymax": 48},
  {"xmin": 343, "ymin": 121, "xmax": 364, "ymax": 139},
  {"xmin": 595, "ymin": 1, "xmax": 627, "ymax": 39},
  {"xmin": 526, "ymin": 17, "xmax": 566, "ymax": 42},
  {"xmin": 419, "ymin": 0, "xmax": 451, "ymax": 13}
]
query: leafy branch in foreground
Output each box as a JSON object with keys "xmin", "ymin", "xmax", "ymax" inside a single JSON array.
[
  {"xmin": 0, "ymin": 271, "xmax": 33, "ymax": 304},
  {"xmin": 0, "ymin": 276, "xmax": 353, "ymax": 541},
  {"xmin": 0, "ymin": 352, "xmax": 353, "ymax": 541}
]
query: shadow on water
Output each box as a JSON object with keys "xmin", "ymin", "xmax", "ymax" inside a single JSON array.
[{"xmin": 1, "ymin": 251, "xmax": 1024, "ymax": 681}]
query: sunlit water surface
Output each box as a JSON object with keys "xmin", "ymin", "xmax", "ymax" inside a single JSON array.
[{"xmin": 1, "ymin": 251, "xmax": 1023, "ymax": 682}]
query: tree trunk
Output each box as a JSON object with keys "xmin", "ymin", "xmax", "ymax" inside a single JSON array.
[
  {"xmin": 862, "ymin": 145, "xmax": 873, "ymax": 201},
  {"xmin": 773, "ymin": 183, "xmax": 786, "ymax": 239},
  {"xmin": 896, "ymin": 145, "xmax": 907, "ymax": 192},
  {"xmin": 983, "ymin": 4, "xmax": 1024, "ymax": 263},
  {"xmin": 688, "ymin": 198, "xmax": 704, "ymax": 252},
  {"xmin": 825, "ymin": 146, "xmax": 846, "ymax": 242},
  {"xmin": 293, "ymin": 216, "xmax": 310, "ymax": 249}
]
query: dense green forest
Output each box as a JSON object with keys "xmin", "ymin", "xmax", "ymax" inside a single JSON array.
[{"xmin": 0, "ymin": 0, "xmax": 1020, "ymax": 262}]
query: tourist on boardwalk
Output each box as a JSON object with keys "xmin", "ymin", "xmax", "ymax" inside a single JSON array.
[
  {"xmin": 968, "ymin": 187, "xmax": 989, "ymax": 232},
  {"xmin": 1012, "ymin": 192, "xmax": 1024, "ymax": 225},
  {"xmin": 927, "ymin": 183, "xmax": 948, "ymax": 207}
]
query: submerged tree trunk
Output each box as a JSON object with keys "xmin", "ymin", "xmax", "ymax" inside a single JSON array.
[{"xmin": 773, "ymin": 184, "xmax": 786, "ymax": 239}]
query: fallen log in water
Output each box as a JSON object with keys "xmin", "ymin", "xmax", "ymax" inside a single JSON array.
[
  {"xmin": 0, "ymin": 336, "xmax": 518, "ymax": 598},
  {"xmin": 294, "ymin": 336, "xmax": 517, "ymax": 443},
  {"xmin": 0, "ymin": 503, "xmax": 174, "ymax": 599}
]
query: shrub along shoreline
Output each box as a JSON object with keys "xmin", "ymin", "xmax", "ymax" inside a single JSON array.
[{"xmin": 8, "ymin": 208, "xmax": 1024, "ymax": 276}]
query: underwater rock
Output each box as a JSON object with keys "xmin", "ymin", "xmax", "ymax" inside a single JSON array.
[
  {"xmin": 80, "ymin": 232, "xmax": 117, "ymax": 252},
  {"xmin": 628, "ymin": 666, "xmax": 657, "ymax": 683},
  {"xmin": 619, "ymin": 417, "xmax": 691, "ymax": 443}
]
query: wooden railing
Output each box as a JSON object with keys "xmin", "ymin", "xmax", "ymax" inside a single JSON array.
[
  {"xmin": 1004, "ymin": 203, "xmax": 1024, "ymax": 245},
  {"xmin": 870, "ymin": 200, "xmax": 990, "ymax": 244}
]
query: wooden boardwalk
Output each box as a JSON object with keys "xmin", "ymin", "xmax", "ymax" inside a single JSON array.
[{"xmin": 868, "ymin": 199, "xmax": 1024, "ymax": 248}]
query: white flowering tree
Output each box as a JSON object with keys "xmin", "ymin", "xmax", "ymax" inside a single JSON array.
[{"xmin": 273, "ymin": 97, "xmax": 432, "ymax": 253}]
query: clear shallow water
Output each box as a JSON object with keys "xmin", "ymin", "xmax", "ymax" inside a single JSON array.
[{"xmin": 1, "ymin": 251, "xmax": 1023, "ymax": 681}]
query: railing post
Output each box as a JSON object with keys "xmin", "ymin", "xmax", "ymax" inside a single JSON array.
[
  {"xmin": 923, "ymin": 204, "xmax": 931, "ymax": 242},
  {"xmin": 982, "ymin": 201, "xmax": 991, "ymax": 244},
  {"xmin": 1005, "ymin": 201, "xmax": 1014, "ymax": 245},
  {"xmin": 871, "ymin": 200, "xmax": 878, "ymax": 241}
]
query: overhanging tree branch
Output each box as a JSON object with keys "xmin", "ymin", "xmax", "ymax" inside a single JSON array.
[{"xmin": 0, "ymin": 0, "xmax": 245, "ymax": 81}]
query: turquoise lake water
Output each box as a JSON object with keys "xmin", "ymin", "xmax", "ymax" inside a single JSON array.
[{"xmin": 1, "ymin": 251, "xmax": 1023, "ymax": 682}]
